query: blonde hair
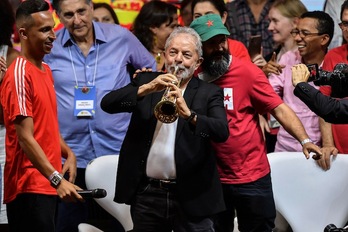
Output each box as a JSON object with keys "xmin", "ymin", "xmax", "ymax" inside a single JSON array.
[{"xmin": 272, "ymin": 0, "xmax": 307, "ymax": 19}]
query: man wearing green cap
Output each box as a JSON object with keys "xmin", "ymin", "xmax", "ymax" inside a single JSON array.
[{"xmin": 190, "ymin": 14, "xmax": 322, "ymax": 232}]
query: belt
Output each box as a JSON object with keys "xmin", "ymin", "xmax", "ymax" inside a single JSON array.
[{"xmin": 147, "ymin": 178, "xmax": 176, "ymax": 190}]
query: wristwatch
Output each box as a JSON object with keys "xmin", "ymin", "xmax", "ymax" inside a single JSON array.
[
  {"xmin": 300, "ymin": 138, "xmax": 313, "ymax": 146},
  {"xmin": 186, "ymin": 110, "xmax": 197, "ymax": 123},
  {"xmin": 49, "ymin": 171, "xmax": 63, "ymax": 188}
]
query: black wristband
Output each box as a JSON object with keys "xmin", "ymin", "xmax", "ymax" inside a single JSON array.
[{"xmin": 186, "ymin": 110, "xmax": 196, "ymax": 123}]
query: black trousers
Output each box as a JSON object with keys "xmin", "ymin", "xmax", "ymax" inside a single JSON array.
[
  {"xmin": 131, "ymin": 183, "xmax": 214, "ymax": 232},
  {"xmin": 55, "ymin": 168, "xmax": 124, "ymax": 232},
  {"xmin": 7, "ymin": 193, "xmax": 57, "ymax": 232},
  {"xmin": 214, "ymin": 173, "xmax": 276, "ymax": 232}
]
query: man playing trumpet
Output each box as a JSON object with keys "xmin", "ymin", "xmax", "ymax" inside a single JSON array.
[{"xmin": 101, "ymin": 26, "xmax": 229, "ymax": 231}]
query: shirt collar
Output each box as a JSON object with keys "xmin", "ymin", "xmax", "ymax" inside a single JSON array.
[{"xmin": 61, "ymin": 21, "xmax": 107, "ymax": 47}]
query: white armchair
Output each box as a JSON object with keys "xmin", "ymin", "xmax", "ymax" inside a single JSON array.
[
  {"xmin": 268, "ymin": 152, "xmax": 348, "ymax": 232},
  {"xmin": 78, "ymin": 155, "xmax": 133, "ymax": 232}
]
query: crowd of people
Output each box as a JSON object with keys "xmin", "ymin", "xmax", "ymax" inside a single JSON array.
[{"xmin": 0, "ymin": 0, "xmax": 347, "ymax": 232}]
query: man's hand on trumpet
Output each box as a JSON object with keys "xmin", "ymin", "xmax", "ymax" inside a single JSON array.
[
  {"xmin": 154, "ymin": 73, "xmax": 192, "ymax": 121},
  {"xmin": 137, "ymin": 71, "xmax": 193, "ymax": 122},
  {"xmin": 165, "ymin": 81, "xmax": 192, "ymax": 121},
  {"xmin": 137, "ymin": 73, "xmax": 178, "ymax": 97}
]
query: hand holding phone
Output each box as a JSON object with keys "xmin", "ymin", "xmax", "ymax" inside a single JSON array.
[
  {"xmin": 306, "ymin": 63, "xmax": 319, "ymax": 82},
  {"xmin": 248, "ymin": 35, "xmax": 262, "ymax": 59}
]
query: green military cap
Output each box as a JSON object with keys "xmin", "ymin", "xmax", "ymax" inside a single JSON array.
[{"xmin": 190, "ymin": 14, "xmax": 230, "ymax": 42}]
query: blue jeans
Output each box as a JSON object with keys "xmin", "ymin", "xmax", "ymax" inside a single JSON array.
[
  {"xmin": 131, "ymin": 183, "xmax": 215, "ymax": 232},
  {"xmin": 215, "ymin": 173, "xmax": 276, "ymax": 232}
]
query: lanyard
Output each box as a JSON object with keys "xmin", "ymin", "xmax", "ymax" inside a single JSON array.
[{"xmin": 68, "ymin": 42, "xmax": 100, "ymax": 87}]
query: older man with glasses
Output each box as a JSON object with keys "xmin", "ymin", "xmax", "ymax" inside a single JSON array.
[
  {"xmin": 45, "ymin": 0, "xmax": 156, "ymax": 231},
  {"xmin": 318, "ymin": 0, "xmax": 348, "ymax": 173}
]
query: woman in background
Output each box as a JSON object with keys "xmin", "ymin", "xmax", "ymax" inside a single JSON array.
[
  {"xmin": 266, "ymin": 2, "xmax": 309, "ymax": 231},
  {"xmin": 191, "ymin": 0, "xmax": 250, "ymax": 62},
  {"xmin": 261, "ymin": 0, "xmax": 308, "ymax": 156},
  {"xmin": 132, "ymin": 1, "xmax": 179, "ymax": 71},
  {"xmin": 180, "ymin": 0, "xmax": 193, "ymax": 26},
  {"xmin": 93, "ymin": 2, "xmax": 119, "ymax": 24},
  {"xmin": 262, "ymin": 0, "xmax": 307, "ymax": 76}
]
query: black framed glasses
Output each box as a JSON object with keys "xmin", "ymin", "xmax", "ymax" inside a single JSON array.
[
  {"xmin": 290, "ymin": 29, "xmax": 323, "ymax": 38},
  {"xmin": 339, "ymin": 21, "xmax": 348, "ymax": 29}
]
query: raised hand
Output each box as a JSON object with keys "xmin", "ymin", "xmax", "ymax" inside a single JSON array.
[{"xmin": 262, "ymin": 52, "xmax": 285, "ymax": 77}]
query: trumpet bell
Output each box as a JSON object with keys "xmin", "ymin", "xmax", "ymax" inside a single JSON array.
[
  {"xmin": 154, "ymin": 100, "xmax": 178, "ymax": 123},
  {"xmin": 154, "ymin": 66, "xmax": 180, "ymax": 123}
]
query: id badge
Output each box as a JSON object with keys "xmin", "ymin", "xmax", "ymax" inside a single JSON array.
[{"xmin": 74, "ymin": 86, "xmax": 96, "ymax": 117}]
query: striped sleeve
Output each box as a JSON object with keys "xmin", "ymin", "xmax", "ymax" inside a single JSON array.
[{"xmin": 14, "ymin": 57, "xmax": 28, "ymax": 116}]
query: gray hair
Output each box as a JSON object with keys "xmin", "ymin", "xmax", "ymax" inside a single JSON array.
[
  {"xmin": 165, "ymin": 26, "xmax": 203, "ymax": 58},
  {"xmin": 52, "ymin": 0, "xmax": 91, "ymax": 13}
]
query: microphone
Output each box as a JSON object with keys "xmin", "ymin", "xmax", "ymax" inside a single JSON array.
[{"xmin": 77, "ymin": 188, "xmax": 107, "ymax": 198}]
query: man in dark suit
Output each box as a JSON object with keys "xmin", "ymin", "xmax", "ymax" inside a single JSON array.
[{"xmin": 101, "ymin": 26, "xmax": 229, "ymax": 231}]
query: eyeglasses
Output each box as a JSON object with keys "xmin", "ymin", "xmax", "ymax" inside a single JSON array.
[
  {"xmin": 290, "ymin": 29, "xmax": 323, "ymax": 38},
  {"xmin": 339, "ymin": 21, "xmax": 348, "ymax": 29}
]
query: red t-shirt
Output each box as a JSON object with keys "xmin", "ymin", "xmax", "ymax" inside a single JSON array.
[
  {"xmin": 228, "ymin": 38, "xmax": 250, "ymax": 62},
  {"xmin": 0, "ymin": 57, "xmax": 62, "ymax": 203},
  {"xmin": 206, "ymin": 57, "xmax": 283, "ymax": 184},
  {"xmin": 320, "ymin": 44, "xmax": 348, "ymax": 153}
]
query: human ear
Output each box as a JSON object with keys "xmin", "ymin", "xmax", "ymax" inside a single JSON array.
[{"xmin": 19, "ymin": 28, "xmax": 28, "ymax": 40}]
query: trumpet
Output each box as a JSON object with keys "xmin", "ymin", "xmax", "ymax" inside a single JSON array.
[{"xmin": 154, "ymin": 66, "xmax": 181, "ymax": 123}]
